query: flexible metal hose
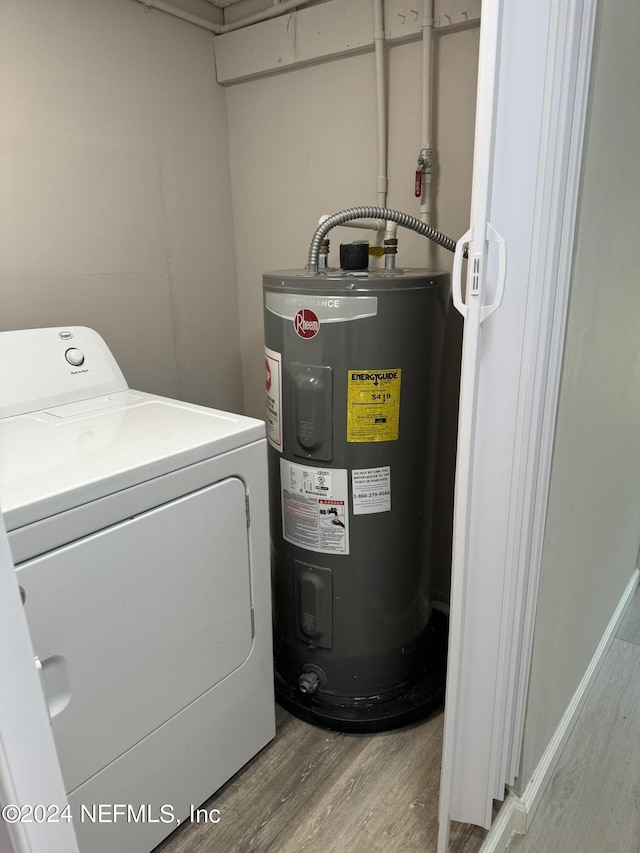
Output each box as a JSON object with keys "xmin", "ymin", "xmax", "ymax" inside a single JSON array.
[{"xmin": 307, "ymin": 206, "xmax": 460, "ymax": 273}]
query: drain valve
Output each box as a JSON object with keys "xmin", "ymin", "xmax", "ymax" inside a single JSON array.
[
  {"xmin": 298, "ymin": 665, "xmax": 327, "ymax": 696},
  {"xmin": 299, "ymin": 671, "xmax": 320, "ymax": 695}
]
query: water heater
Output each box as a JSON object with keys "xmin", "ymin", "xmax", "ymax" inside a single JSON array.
[{"xmin": 263, "ymin": 260, "xmax": 449, "ymax": 732}]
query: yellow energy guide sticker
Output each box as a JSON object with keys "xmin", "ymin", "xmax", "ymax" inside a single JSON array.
[{"xmin": 347, "ymin": 369, "xmax": 401, "ymax": 442}]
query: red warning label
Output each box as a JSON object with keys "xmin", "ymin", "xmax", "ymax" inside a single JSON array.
[{"xmin": 265, "ymin": 347, "xmax": 282, "ymax": 451}]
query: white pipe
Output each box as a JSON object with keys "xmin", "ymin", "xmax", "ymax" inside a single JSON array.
[
  {"xmin": 384, "ymin": 220, "xmax": 398, "ymax": 241},
  {"xmin": 421, "ymin": 0, "xmax": 434, "ymax": 152},
  {"xmin": 372, "ymin": 0, "xmax": 391, "ymax": 248},
  {"xmin": 419, "ymin": 0, "xmax": 434, "ymax": 224},
  {"xmin": 373, "ymin": 0, "xmax": 388, "ymax": 212},
  {"xmin": 135, "ymin": 0, "xmax": 315, "ymax": 35}
]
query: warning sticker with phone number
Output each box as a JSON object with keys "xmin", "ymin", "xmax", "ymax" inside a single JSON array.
[{"xmin": 346, "ymin": 368, "xmax": 401, "ymax": 442}]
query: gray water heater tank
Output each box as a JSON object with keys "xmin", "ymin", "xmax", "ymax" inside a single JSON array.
[{"xmin": 263, "ymin": 266, "xmax": 449, "ymax": 731}]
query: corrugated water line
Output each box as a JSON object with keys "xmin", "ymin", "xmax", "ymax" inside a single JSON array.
[{"xmin": 307, "ymin": 206, "xmax": 462, "ymax": 274}]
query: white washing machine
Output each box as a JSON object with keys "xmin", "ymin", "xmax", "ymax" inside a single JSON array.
[{"xmin": 0, "ymin": 327, "xmax": 275, "ymax": 853}]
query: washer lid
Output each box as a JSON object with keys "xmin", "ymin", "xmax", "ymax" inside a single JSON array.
[{"xmin": 0, "ymin": 390, "xmax": 264, "ymax": 530}]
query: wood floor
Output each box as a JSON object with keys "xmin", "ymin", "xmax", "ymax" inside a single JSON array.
[
  {"xmin": 507, "ymin": 585, "xmax": 640, "ymax": 853},
  {"xmin": 156, "ymin": 704, "xmax": 486, "ymax": 853},
  {"xmin": 154, "ymin": 586, "xmax": 640, "ymax": 853}
]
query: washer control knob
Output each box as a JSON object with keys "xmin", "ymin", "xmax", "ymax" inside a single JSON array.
[{"xmin": 65, "ymin": 347, "xmax": 85, "ymax": 367}]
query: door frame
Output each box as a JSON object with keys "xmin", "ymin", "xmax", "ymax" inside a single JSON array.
[{"xmin": 437, "ymin": 0, "xmax": 598, "ymax": 845}]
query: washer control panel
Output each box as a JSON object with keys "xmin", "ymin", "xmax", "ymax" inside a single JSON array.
[{"xmin": 0, "ymin": 327, "xmax": 128, "ymax": 419}]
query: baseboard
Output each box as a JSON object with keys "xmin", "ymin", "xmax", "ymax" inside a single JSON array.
[
  {"xmin": 475, "ymin": 794, "xmax": 527, "ymax": 853},
  {"xmin": 477, "ymin": 567, "xmax": 639, "ymax": 853}
]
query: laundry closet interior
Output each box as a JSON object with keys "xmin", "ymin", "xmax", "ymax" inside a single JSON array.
[{"xmin": 1, "ymin": 1, "xmax": 480, "ymax": 850}]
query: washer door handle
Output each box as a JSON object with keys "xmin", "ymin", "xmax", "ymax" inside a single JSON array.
[
  {"xmin": 34, "ymin": 656, "xmax": 50, "ymax": 720},
  {"xmin": 34, "ymin": 655, "xmax": 72, "ymax": 719}
]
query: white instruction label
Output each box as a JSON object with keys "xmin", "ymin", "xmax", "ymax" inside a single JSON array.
[
  {"xmin": 280, "ymin": 459, "xmax": 349, "ymax": 555},
  {"xmin": 352, "ymin": 466, "xmax": 391, "ymax": 515},
  {"xmin": 265, "ymin": 346, "xmax": 282, "ymax": 451}
]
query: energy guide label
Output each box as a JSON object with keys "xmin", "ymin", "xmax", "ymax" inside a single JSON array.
[
  {"xmin": 280, "ymin": 460, "xmax": 349, "ymax": 555},
  {"xmin": 347, "ymin": 368, "xmax": 401, "ymax": 442}
]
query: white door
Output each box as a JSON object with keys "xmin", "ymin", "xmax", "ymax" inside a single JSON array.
[
  {"xmin": 0, "ymin": 511, "xmax": 79, "ymax": 853},
  {"xmin": 437, "ymin": 0, "xmax": 598, "ymax": 848}
]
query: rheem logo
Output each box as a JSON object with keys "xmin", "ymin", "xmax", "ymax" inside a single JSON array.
[{"xmin": 294, "ymin": 308, "xmax": 320, "ymax": 339}]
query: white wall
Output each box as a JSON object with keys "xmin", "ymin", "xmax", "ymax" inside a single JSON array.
[
  {"xmin": 518, "ymin": 0, "xmax": 640, "ymax": 788},
  {"xmin": 0, "ymin": 0, "xmax": 477, "ymax": 601},
  {"xmin": 225, "ymin": 26, "xmax": 478, "ymax": 418},
  {"xmin": 224, "ymin": 24, "xmax": 478, "ymax": 600},
  {"xmin": 0, "ymin": 0, "xmax": 242, "ymax": 411}
]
